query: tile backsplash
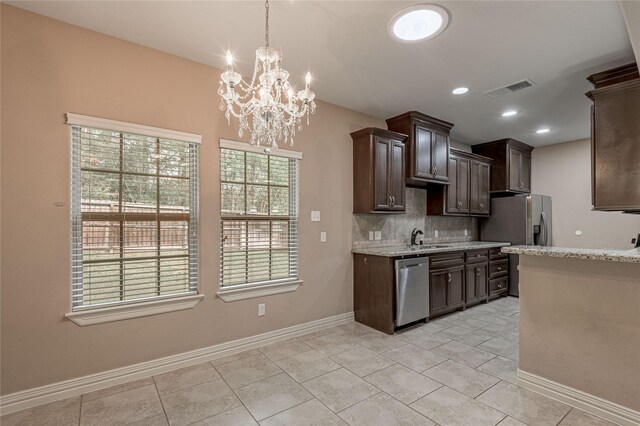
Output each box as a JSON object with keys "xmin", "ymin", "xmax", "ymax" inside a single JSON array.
[{"xmin": 352, "ymin": 188, "xmax": 478, "ymax": 248}]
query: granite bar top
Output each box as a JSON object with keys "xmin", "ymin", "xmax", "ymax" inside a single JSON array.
[
  {"xmin": 502, "ymin": 246, "xmax": 640, "ymax": 263},
  {"xmin": 352, "ymin": 241, "xmax": 511, "ymax": 257}
]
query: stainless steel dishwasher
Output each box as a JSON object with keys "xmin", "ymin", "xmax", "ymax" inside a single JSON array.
[{"xmin": 395, "ymin": 257, "xmax": 429, "ymax": 327}]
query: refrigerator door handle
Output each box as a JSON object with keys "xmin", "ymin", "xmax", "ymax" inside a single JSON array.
[{"xmin": 540, "ymin": 212, "xmax": 548, "ymax": 246}]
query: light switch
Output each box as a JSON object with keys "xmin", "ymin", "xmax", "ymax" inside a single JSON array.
[
  {"xmin": 374, "ymin": 231, "xmax": 382, "ymax": 240},
  {"xmin": 434, "ymin": 230, "xmax": 439, "ymax": 238},
  {"xmin": 320, "ymin": 232, "xmax": 327, "ymax": 242},
  {"xmin": 368, "ymin": 231, "xmax": 374, "ymax": 241},
  {"xmin": 311, "ymin": 211, "xmax": 320, "ymax": 222}
]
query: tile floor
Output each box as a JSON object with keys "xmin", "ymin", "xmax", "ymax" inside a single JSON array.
[{"xmin": 1, "ymin": 297, "xmax": 618, "ymax": 426}]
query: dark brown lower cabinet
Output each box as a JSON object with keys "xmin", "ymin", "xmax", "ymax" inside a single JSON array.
[
  {"xmin": 488, "ymin": 248, "xmax": 509, "ymax": 300},
  {"xmin": 353, "ymin": 253, "xmax": 395, "ymax": 334},
  {"xmin": 429, "ymin": 253, "xmax": 465, "ymax": 317},
  {"xmin": 465, "ymin": 262, "xmax": 488, "ymax": 307}
]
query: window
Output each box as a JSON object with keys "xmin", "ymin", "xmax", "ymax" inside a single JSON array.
[
  {"xmin": 219, "ymin": 141, "xmax": 300, "ymax": 293},
  {"xmin": 69, "ymin": 115, "xmax": 199, "ymax": 312}
]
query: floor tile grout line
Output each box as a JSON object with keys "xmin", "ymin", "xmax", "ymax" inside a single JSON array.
[
  {"xmin": 209, "ymin": 361, "xmax": 262, "ymax": 425},
  {"xmin": 554, "ymin": 407, "xmax": 573, "ymax": 426},
  {"xmin": 151, "ymin": 375, "xmax": 170, "ymax": 426}
]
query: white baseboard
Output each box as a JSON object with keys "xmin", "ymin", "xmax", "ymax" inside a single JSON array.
[
  {"xmin": 517, "ymin": 369, "xmax": 640, "ymax": 426},
  {"xmin": 0, "ymin": 311, "xmax": 354, "ymax": 416}
]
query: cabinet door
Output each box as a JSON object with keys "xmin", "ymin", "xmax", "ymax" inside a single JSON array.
[
  {"xmin": 465, "ymin": 264, "xmax": 478, "ymax": 304},
  {"xmin": 432, "ymin": 131, "xmax": 450, "ymax": 182},
  {"xmin": 446, "ymin": 157, "xmax": 459, "ymax": 214},
  {"xmin": 429, "ymin": 270, "xmax": 449, "ymax": 316},
  {"xmin": 389, "ymin": 141, "xmax": 406, "ymax": 210},
  {"xmin": 478, "ymin": 163, "xmax": 491, "ymax": 214},
  {"xmin": 469, "ymin": 161, "xmax": 481, "ymax": 214},
  {"xmin": 476, "ymin": 262, "xmax": 488, "ymax": 299},
  {"xmin": 447, "ymin": 267, "xmax": 465, "ymax": 308},
  {"xmin": 520, "ymin": 153, "xmax": 531, "ymax": 192},
  {"xmin": 457, "ymin": 158, "xmax": 470, "ymax": 214},
  {"xmin": 373, "ymin": 137, "xmax": 391, "ymax": 210},
  {"xmin": 508, "ymin": 147, "xmax": 521, "ymax": 191},
  {"xmin": 414, "ymin": 126, "xmax": 433, "ymax": 179}
]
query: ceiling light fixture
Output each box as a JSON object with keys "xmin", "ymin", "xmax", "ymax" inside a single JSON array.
[
  {"xmin": 502, "ymin": 110, "xmax": 518, "ymax": 117},
  {"xmin": 536, "ymin": 128, "xmax": 550, "ymax": 134},
  {"xmin": 218, "ymin": 0, "xmax": 316, "ymax": 152},
  {"xmin": 452, "ymin": 87, "xmax": 469, "ymax": 95},
  {"xmin": 388, "ymin": 4, "xmax": 450, "ymax": 43}
]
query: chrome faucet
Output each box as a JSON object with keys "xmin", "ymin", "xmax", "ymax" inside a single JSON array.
[{"xmin": 411, "ymin": 228, "xmax": 424, "ymax": 246}]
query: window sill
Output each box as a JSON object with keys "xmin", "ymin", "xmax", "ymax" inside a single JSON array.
[
  {"xmin": 65, "ymin": 294, "xmax": 205, "ymax": 326},
  {"xmin": 217, "ymin": 280, "xmax": 303, "ymax": 302}
]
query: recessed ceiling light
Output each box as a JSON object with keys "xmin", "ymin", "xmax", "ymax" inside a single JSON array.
[
  {"xmin": 388, "ymin": 4, "xmax": 450, "ymax": 43},
  {"xmin": 502, "ymin": 110, "xmax": 518, "ymax": 117},
  {"xmin": 452, "ymin": 87, "xmax": 469, "ymax": 95},
  {"xmin": 536, "ymin": 128, "xmax": 550, "ymax": 134}
]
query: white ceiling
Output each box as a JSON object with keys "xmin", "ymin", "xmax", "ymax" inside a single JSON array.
[{"xmin": 7, "ymin": 1, "xmax": 635, "ymax": 147}]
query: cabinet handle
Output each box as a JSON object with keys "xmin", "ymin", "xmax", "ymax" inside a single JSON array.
[
  {"xmin": 388, "ymin": 195, "xmax": 392, "ymax": 206},
  {"xmin": 364, "ymin": 257, "xmax": 367, "ymax": 265},
  {"xmin": 480, "ymin": 203, "xmax": 484, "ymax": 209},
  {"xmin": 475, "ymin": 267, "xmax": 480, "ymax": 276},
  {"xmin": 447, "ymin": 272, "xmax": 452, "ymax": 283},
  {"xmin": 391, "ymin": 195, "xmax": 395, "ymax": 207},
  {"xmin": 434, "ymin": 166, "xmax": 438, "ymax": 175}
]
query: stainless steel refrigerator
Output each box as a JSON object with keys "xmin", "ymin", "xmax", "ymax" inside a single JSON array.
[{"xmin": 480, "ymin": 194, "xmax": 552, "ymax": 296}]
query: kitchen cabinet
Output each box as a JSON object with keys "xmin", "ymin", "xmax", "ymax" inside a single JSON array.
[
  {"xmin": 429, "ymin": 252, "xmax": 465, "ymax": 317},
  {"xmin": 351, "ymin": 128, "xmax": 408, "ymax": 213},
  {"xmin": 464, "ymin": 250, "xmax": 488, "ymax": 307},
  {"xmin": 353, "ymin": 254, "xmax": 395, "ymax": 334},
  {"xmin": 385, "ymin": 111, "xmax": 453, "ymax": 186},
  {"xmin": 488, "ymin": 248, "xmax": 509, "ymax": 299},
  {"xmin": 586, "ymin": 63, "xmax": 640, "ymax": 212},
  {"xmin": 427, "ymin": 150, "xmax": 492, "ymax": 216},
  {"xmin": 472, "ymin": 139, "xmax": 533, "ymax": 195},
  {"xmin": 470, "ymin": 159, "xmax": 491, "ymax": 215}
]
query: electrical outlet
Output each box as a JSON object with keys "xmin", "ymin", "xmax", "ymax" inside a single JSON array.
[
  {"xmin": 258, "ymin": 303, "xmax": 265, "ymax": 317},
  {"xmin": 320, "ymin": 231, "xmax": 327, "ymax": 242},
  {"xmin": 434, "ymin": 230, "xmax": 439, "ymax": 238},
  {"xmin": 368, "ymin": 231, "xmax": 374, "ymax": 241},
  {"xmin": 464, "ymin": 229, "xmax": 468, "ymax": 236},
  {"xmin": 311, "ymin": 211, "xmax": 320, "ymax": 222},
  {"xmin": 374, "ymin": 231, "xmax": 382, "ymax": 240}
]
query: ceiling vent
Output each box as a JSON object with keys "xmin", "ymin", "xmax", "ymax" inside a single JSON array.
[{"xmin": 483, "ymin": 79, "xmax": 536, "ymax": 98}]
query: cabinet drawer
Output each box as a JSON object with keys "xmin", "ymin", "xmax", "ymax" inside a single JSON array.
[
  {"xmin": 430, "ymin": 252, "xmax": 464, "ymax": 270},
  {"xmin": 490, "ymin": 277, "xmax": 508, "ymax": 294},
  {"xmin": 465, "ymin": 250, "xmax": 488, "ymax": 264},
  {"xmin": 489, "ymin": 248, "xmax": 508, "ymax": 260},
  {"xmin": 489, "ymin": 259, "xmax": 508, "ymax": 278}
]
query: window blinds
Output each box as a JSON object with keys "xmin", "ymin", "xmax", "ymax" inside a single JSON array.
[
  {"xmin": 71, "ymin": 125, "xmax": 199, "ymax": 309},
  {"xmin": 220, "ymin": 148, "xmax": 299, "ymax": 287}
]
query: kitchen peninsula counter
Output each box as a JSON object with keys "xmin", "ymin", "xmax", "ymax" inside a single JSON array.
[
  {"xmin": 513, "ymin": 247, "xmax": 640, "ymax": 424},
  {"xmin": 502, "ymin": 245, "xmax": 640, "ymax": 263}
]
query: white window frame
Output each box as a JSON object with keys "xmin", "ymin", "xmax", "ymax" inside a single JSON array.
[
  {"xmin": 64, "ymin": 113, "xmax": 203, "ymax": 326},
  {"xmin": 217, "ymin": 139, "xmax": 303, "ymax": 302}
]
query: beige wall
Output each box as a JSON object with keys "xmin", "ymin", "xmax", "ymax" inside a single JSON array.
[
  {"xmin": 531, "ymin": 139, "xmax": 639, "ymax": 249},
  {"xmin": 519, "ymin": 255, "xmax": 640, "ymax": 411},
  {"xmin": 0, "ymin": 5, "xmax": 386, "ymax": 395}
]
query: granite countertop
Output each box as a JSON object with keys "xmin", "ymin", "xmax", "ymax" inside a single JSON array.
[
  {"xmin": 352, "ymin": 241, "xmax": 511, "ymax": 257},
  {"xmin": 502, "ymin": 246, "xmax": 640, "ymax": 263}
]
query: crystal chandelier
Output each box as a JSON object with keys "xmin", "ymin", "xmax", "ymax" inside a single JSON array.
[{"xmin": 218, "ymin": 0, "xmax": 316, "ymax": 152}]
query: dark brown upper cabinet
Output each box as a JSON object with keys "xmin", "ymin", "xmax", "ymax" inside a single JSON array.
[
  {"xmin": 472, "ymin": 138, "xmax": 533, "ymax": 195},
  {"xmin": 351, "ymin": 127, "xmax": 408, "ymax": 213},
  {"xmin": 427, "ymin": 149, "xmax": 492, "ymax": 217},
  {"xmin": 386, "ymin": 111, "xmax": 453, "ymax": 186},
  {"xmin": 586, "ymin": 63, "xmax": 640, "ymax": 213}
]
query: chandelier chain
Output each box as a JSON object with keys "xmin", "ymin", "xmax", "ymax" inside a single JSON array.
[{"xmin": 265, "ymin": 0, "xmax": 269, "ymax": 48}]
